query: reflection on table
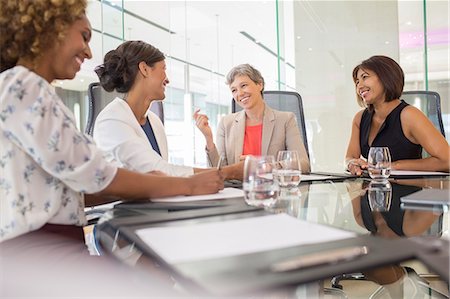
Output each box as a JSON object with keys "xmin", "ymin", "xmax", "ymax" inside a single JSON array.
[{"xmin": 95, "ymin": 176, "xmax": 449, "ymax": 298}]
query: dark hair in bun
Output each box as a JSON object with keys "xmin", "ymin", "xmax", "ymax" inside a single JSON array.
[{"xmin": 95, "ymin": 40, "xmax": 165, "ymax": 93}]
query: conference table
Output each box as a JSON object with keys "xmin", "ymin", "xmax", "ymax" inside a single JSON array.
[{"xmin": 95, "ymin": 175, "xmax": 449, "ymax": 298}]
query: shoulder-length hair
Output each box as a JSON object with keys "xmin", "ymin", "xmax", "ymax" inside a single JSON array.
[{"xmin": 352, "ymin": 55, "xmax": 404, "ymax": 108}]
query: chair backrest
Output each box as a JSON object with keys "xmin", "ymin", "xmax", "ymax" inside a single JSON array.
[
  {"xmin": 401, "ymin": 90, "xmax": 445, "ymax": 138},
  {"xmin": 85, "ymin": 82, "xmax": 164, "ymax": 136},
  {"xmin": 231, "ymin": 90, "xmax": 309, "ymax": 158}
]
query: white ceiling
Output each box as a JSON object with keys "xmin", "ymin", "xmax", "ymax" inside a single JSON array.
[{"xmin": 61, "ymin": 0, "xmax": 449, "ymax": 93}]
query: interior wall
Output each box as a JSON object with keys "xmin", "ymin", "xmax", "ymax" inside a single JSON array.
[{"xmin": 293, "ymin": 1, "xmax": 400, "ymax": 172}]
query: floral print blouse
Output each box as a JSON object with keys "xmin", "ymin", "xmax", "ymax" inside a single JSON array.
[{"xmin": 0, "ymin": 66, "xmax": 117, "ymax": 242}]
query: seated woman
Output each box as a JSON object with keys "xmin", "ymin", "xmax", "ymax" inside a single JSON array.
[
  {"xmin": 93, "ymin": 41, "xmax": 241, "ymax": 179},
  {"xmin": 0, "ymin": 1, "xmax": 223, "ymax": 243},
  {"xmin": 193, "ymin": 64, "xmax": 311, "ymax": 173},
  {"xmin": 345, "ymin": 55, "xmax": 450, "ymax": 175}
]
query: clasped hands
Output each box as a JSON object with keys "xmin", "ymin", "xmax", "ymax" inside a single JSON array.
[{"xmin": 346, "ymin": 158, "xmax": 368, "ymax": 176}]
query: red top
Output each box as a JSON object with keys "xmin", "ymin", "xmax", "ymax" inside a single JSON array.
[{"xmin": 242, "ymin": 124, "xmax": 263, "ymax": 156}]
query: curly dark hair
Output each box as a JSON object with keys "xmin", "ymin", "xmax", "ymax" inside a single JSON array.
[
  {"xmin": 95, "ymin": 40, "xmax": 165, "ymax": 93},
  {"xmin": 352, "ymin": 55, "xmax": 404, "ymax": 108},
  {"xmin": 0, "ymin": 0, "xmax": 87, "ymax": 72}
]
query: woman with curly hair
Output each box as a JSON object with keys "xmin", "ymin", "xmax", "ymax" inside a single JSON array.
[{"xmin": 0, "ymin": 0, "xmax": 223, "ymax": 243}]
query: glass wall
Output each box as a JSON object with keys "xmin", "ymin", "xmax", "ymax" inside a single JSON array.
[
  {"xmin": 292, "ymin": 1, "xmax": 401, "ymax": 171},
  {"xmin": 399, "ymin": 0, "xmax": 449, "ymax": 140},
  {"xmin": 57, "ymin": 0, "xmax": 449, "ymax": 172}
]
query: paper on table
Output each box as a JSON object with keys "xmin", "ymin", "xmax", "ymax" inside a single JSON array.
[
  {"xmin": 301, "ymin": 174, "xmax": 335, "ymax": 182},
  {"xmin": 135, "ymin": 213, "xmax": 356, "ymax": 264},
  {"xmin": 149, "ymin": 187, "xmax": 244, "ymax": 203},
  {"xmin": 391, "ymin": 170, "xmax": 449, "ymax": 176},
  {"xmin": 85, "ymin": 200, "xmax": 122, "ymax": 211}
]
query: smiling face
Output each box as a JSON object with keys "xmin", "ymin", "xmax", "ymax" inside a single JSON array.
[
  {"xmin": 355, "ymin": 68, "xmax": 386, "ymax": 106},
  {"xmin": 230, "ymin": 75, "xmax": 263, "ymax": 110},
  {"xmin": 45, "ymin": 14, "xmax": 92, "ymax": 81},
  {"xmin": 146, "ymin": 60, "xmax": 169, "ymax": 101}
]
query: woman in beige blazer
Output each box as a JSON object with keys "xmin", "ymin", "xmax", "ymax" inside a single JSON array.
[{"xmin": 194, "ymin": 64, "xmax": 310, "ymax": 173}]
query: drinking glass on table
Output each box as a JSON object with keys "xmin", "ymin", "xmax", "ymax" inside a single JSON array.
[
  {"xmin": 274, "ymin": 150, "xmax": 302, "ymax": 189},
  {"xmin": 367, "ymin": 147, "xmax": 391, "ymax": 180},
  {"xmin": 243, "ymin": 155, "xmax": 279, "ymax": 207}
]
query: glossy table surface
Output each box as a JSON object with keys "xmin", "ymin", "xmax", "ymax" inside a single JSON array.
[{"xmin": 96, "ymin": 176, "xmax": 449, "ymax": 297}]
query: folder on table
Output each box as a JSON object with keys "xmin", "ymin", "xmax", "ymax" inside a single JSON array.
[{"xmin": 400, "ymin": 189, "xmax": 450, "ymax": 206}]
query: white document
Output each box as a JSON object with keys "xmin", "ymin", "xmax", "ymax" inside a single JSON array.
[
  {"xmin": 135, "ymin": 213, "xmax": 356, "ymax": 264},
  {"xmin": 301, "ymin": 174, "xmax": 335, "ymax": 182},
  {"xmin": 391, "ymin": 170, "xmax": 449, "ymax": 176},
  {"xmin": 149, "ymin": 187, "xmax": 244, "ymax": 203}
]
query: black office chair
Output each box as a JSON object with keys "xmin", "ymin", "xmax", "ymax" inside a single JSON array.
[
  {"xmin": 401, "ymin": 90, "xmax": 445, "ymax": 138},
  {"xmin": 85, "ymin": 82, "xmax": 165, "ymax": 136},
  {"xmin": 231, "ymin": 90, "xmax": 309, "ymax": 159}
]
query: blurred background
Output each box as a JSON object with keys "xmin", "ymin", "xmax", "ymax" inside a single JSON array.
[{"xmin": 57, "ymin": 0, "xmax": 449, "ymax": 172}]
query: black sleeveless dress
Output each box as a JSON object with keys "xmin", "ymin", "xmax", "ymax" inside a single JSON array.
[{"xmin": 359, "ymin": 100, "xmax": 422, "ymax": 161}]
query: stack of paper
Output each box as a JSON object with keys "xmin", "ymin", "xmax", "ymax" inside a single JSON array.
[
  {"xmin": 136, "ymin": 213, "xmax": 356, "ymax": 264},
  {"xmin": 391, "ymin": 170, "xmax": 449, "ymax": 176}
]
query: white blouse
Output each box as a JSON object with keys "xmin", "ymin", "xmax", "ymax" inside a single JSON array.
[
  {"xmin": 0, "ymin": 66, "xmax": 117, "ymax": 242},
  {"xmin": 94, "ymin": 98, "xmax": 193, "ymax": 177}
]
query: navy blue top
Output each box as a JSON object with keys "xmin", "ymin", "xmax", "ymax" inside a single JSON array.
[
  {"xmin": 141, "ymin": 118, "xmax": 161, "ymax": 156},
  {"xmin": 360, "ymin": 100, "xmax": 422, "ymax": 162}
]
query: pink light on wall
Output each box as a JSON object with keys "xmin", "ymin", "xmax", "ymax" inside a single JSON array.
[{"xmin": 400, "ymin": 27, "xmax": 449, "ymax": 48}]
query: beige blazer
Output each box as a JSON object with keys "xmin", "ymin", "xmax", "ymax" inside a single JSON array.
[{"xmin": 206, "ymin": 105, "xmax": 310, "ymax": 173}]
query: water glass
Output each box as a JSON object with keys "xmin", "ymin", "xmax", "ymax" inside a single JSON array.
[
  {"xmin": 368, "ymin": 180, "xmax": 392, "ymax": 212},
  {"xmin": 367, "ymin": 147, "xmax": 391, "ymax": 180},
  {"xmin": 243, "ymin": 155, "xmax": 279, "ymax": 207},
  {"xmin": 274, "ymin": 150, "xmax": 302, "ymax": 189}
]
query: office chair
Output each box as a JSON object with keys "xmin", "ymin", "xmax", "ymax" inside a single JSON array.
[
  {"xmin": 85, "ymin": 82, "xmax": 164, "ymax": 136},
  {"xmin": 231, "ymin": 90, "xmax": 310, "ymax": 159},
  {"xmin": 401, "ymin": 90, "xmax": 446, "ymax": 138}
]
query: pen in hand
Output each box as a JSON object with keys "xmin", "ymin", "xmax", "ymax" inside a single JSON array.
[{"xmin": 217, "ymin": 155, "xmax": 224, "ymax": 170}]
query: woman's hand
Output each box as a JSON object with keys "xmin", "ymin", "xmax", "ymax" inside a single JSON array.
[
  {"xmin": 239, "ymin": 155, "xmax": 248, "ymax": 161},
  {"xmin": 193, "ymin": 109, "xmax": 213, "ymax": 140},
  {"xmin": 188, "ymin": 169, "xmax": 224, "ymax": 195},
  {"xmin": 346, "ymin": 158, "xmax": 368, "ymax": 175},
  {"xmin": 221, "ymin": 161, "xmax": 244, "ymax": 181}
]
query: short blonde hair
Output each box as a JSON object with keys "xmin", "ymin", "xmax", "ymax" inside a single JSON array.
[{"xmin": 0, "ymin": 0, "xmax": 87, "ymax": 72}]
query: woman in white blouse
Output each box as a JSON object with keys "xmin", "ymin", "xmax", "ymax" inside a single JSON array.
[
  {"xmin": 93, "ymin": 41, "xmax": 242, "ymax": 179},
  {"xmin": 0, "ymin": 0, "xmax": 223, "ymax": 243}
]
